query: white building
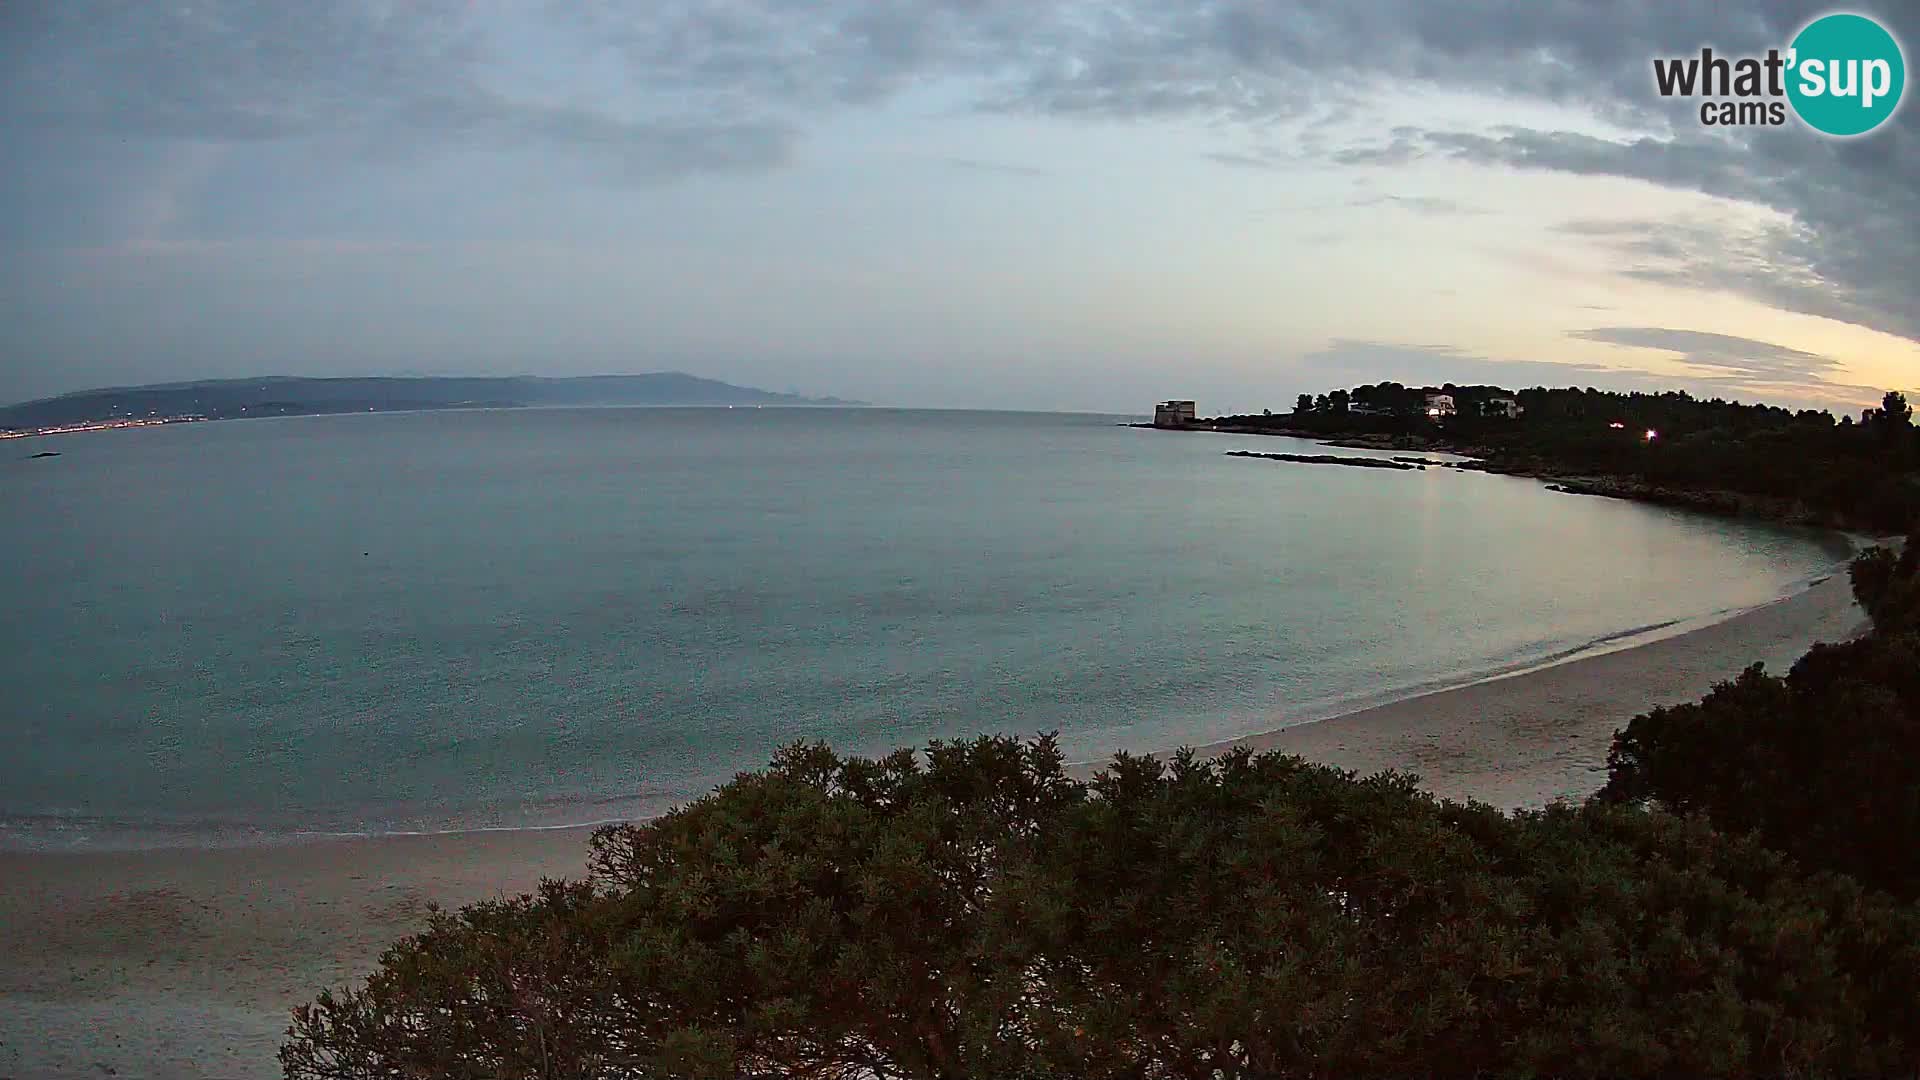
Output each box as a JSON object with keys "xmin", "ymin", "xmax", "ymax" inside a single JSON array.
[
  {"xmin": 1423, "ymin": 393, "xmax": 1457, "ymax": 418},
  {"xmin": 1480, "ymin": 396, "xmax": 1523, "ymax": 418},
  {"xmin": 1154, "ymin": 400, "xmax": 1197, "ymax": 427}
]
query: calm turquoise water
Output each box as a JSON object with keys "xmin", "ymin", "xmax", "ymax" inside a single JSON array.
[{"xmin": 0, "ymin": 408, "xmax": 1847, "ymax": 848}]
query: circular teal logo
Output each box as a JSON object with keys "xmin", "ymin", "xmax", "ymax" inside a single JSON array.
[{"xmin": 1787, "ymin": 13, "xmax": 1906, "ymax": 136}]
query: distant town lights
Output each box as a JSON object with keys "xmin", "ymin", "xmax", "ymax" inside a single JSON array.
[
  {"xmin": 1645, "ymin": 429, "xmax": 1660, "ymax": 442},
  {"xmin": 1609, "ymin": 421, "xmax": 1627, "ymax": 429}
]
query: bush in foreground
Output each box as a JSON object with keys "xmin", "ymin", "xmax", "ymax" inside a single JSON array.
[
  {"xmin": 1603, "ymin": 534, "xmax": 1920, "ymax": 899},
  {"xmin": 284, "ymin": 737, "xmax": 1920, "ymax": 1078}
]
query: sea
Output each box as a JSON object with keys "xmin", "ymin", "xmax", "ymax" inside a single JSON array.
[{"xmin": 0, "ymin": 407, "xmax": 1851, "ymax": 849}]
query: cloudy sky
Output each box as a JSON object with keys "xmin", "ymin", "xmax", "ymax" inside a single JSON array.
[{"xmin": 2, "ymin": 1, "xmax": 1916, "ymax": 413}]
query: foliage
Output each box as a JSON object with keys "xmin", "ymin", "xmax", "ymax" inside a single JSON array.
[
  {"xmin": 1848, "ymin": 528, "xmax": 1920, "ymax": 634},
  {"xmin": 1603, "ymin": 534, "xmax": 1920, "ymax": 899},
  {"xmin": 285, "ymin": 737, "xmax": 1920, "ymax": 1078},
  {"xmin": 1239, "ymin": 383, "xmax": 1920, "ymax": 533}
]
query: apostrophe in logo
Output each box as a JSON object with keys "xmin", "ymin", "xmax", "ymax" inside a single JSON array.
[
  {"xmin": 1786, "ymin": 13, "xmax": 1905, "ymax": 136},
  {"xmin": 1651, "ymin": 11, "xmax": 1906, "ymax": 137}
]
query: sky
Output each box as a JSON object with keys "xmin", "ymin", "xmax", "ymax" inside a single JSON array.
[{"xmin": 2, "ymin": 1, "xmax": 1917, "ymax": 414}]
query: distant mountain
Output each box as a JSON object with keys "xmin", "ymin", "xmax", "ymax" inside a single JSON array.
[{"xmin": 0, "ymin": 374, "xmax": 865, "ymax": 431}]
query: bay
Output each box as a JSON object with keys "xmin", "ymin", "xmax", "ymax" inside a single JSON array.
[{"xmin": 0, "ymin": 407, "xmax": 1845, "ymax": 847}]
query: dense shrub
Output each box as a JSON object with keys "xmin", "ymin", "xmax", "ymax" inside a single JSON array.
[
  {"xmin": 1603, "ymin": 536, "xmax": 1920, "ymax": 899},
  {"xmin": 284, "ymin": 737, "xmax": 1920, "ymax": 1078}
]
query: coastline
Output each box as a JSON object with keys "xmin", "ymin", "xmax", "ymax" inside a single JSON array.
[
  {"xmin": 1195, "ymin": 565, "xmax": 1866, "ymax": 808},
  {"xmin": 0, "ymin": 565, "xmax": 1873, "ymax": 1077},
  {"xmin": 1136, "ymin": 420, "xmax": 1875, "ymax": 533}
]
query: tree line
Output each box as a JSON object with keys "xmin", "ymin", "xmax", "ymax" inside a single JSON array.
[{"xmin": 1227, "ymin": 383, "xmax": 1920, "ymax": 533}]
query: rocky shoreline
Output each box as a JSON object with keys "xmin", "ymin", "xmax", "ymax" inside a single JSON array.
[
  {"xmin": 1524, "ymin": 474, "xmax": 1852, "ymax": 528},
  {"xmin": 1136, "ymin": 420, "xmax": 1853, "ymax": 532}
]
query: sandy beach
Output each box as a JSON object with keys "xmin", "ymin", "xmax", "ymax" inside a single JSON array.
[
  {"xmin": 0, "ymin": 569, "xmax": 1869, "ymax": 1079},
  {"xmin": 1225, "ymin": 568, "xmax": 1867, "ymax": 808}
]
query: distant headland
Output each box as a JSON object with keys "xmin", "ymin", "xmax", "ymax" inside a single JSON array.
[{"xmin": 0, "ymin": 373, "xmax": 865, "ymax": 440}]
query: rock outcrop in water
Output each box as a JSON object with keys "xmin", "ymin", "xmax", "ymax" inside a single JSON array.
[{"xmin": 1226, "ymin": 450, "xmax": 1422, "ymax": 470}]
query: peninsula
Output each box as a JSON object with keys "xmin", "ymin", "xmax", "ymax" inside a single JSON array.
[
  {"xmin": 0, "ymin": 373, "xmax": 864, "ymax": 439},
  {"xmin": 1151, "ymin": 382, "xmax": 1920, "ymax": 536}
]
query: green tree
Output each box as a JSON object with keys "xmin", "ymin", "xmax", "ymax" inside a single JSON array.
[
  {"xmin": 1294, "ymin": 393, "xmax": 1313, "ymax": 415},
  {"xmin": 1328, "ymin": 388, "xmax": 1350, "ymax": 413},
  {"xmin": 1883, "ymin": 390, "xmax": 1913, "ymax": 430},
  {"xmin": 286, "ymin": 738, "xmax": 1920, "ymax": 1078}
]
